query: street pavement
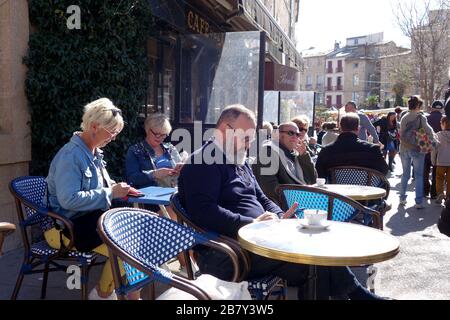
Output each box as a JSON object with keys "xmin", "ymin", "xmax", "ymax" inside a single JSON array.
[{"xmin": 1, "ymin": 155, "xmax": 450, "ymax": 300}]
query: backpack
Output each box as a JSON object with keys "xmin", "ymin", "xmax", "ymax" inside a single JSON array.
[{"xmin": 401, "ymin": 115, "xmax": 420, "ymax": 150}]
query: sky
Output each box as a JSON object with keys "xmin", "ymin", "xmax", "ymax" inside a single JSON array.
[{"xmin": 296, "ymin": 0, "xmax": 413, "ymax": 53}]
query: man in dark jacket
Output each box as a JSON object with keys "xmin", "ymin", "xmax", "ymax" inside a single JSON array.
[
  {"xmin": 315, "ymin": 114, "xmax": 389, "ymax": 179},
  {"xmin": 178, "ymin": 105, "xmax": 386, "ymax": 300},
  {"xmin": 424, "ymin": 100, "xmax": 443, "ymax": 198},
  {"xmin": 252, "ymin": 122, "xmax": 317, "ymax": 204}
]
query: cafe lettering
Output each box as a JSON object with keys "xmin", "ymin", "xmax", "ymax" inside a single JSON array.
[{"xmin": 187, "ymin": 10, "xmax": 210, "ymax": 34}]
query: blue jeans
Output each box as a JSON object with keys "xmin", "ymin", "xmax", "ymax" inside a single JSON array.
[{"xmin": 400, "ymin": 149, "xmax": 425, "ymax": 204}]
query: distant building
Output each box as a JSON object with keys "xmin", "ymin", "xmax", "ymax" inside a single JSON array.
[
  {"xmin": 300, "ymin": 32, "xmax": 408, "ymax": 108},
  {"xmin": 299, "ymin": 51, "xmax": 329, "ymax": 106}
]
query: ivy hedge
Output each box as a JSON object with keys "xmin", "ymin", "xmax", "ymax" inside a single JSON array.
[{"xmin": 25, "ymin": 0, "xmax": 153, "ymax": 179}]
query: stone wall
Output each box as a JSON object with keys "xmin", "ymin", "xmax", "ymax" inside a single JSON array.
[{"xmin": 0, "ymin": 0, "xmax": 31, "ymax": 253}]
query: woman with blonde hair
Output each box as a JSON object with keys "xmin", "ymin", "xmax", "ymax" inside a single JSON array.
[{"xmin": 44, "ymin": 98, "xmax": 138, "ymax": 299}]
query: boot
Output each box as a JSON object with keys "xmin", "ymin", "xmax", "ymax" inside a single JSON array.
[{"xmin": 388, "ymin": 155, "xmax": 394, "ymax": 172}]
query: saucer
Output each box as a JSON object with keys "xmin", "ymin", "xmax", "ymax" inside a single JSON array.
[{"xmin": 298, "ymin": 219, "xmax": 330, "ymax": 230}]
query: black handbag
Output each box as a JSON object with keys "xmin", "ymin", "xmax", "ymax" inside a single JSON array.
[{"xmin": 62, "ymin": 209, "xmax": 104, "ymax": 252}]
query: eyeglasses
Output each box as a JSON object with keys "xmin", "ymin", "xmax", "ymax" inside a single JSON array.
[
  {"xmin": 279, "ymin": 130, "xmax": 301, "ymax": 137},
  {"xmin": 298, "ymin": 128, "xmax": 308, "ymax": 133},
  {"xmin": 149, "ymin": 128, "xmax": 169, "ymax": 139},
  {"xmin": 226, "ymin": 124, "xmax": 255, "ymax": 144},
  {"xmin": 103, "ymin": 127, "xmax": 121, "ymax": 137}
]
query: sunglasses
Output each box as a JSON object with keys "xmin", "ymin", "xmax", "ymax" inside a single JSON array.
[
  {"xmin": 102, "ymin": 108, "xmax": 122, "ymax": 118},
  {"xmin": 298, "ymin": 128, "xmax": 308, "ymax": 132},
  {"xmin": 280, "ymin": 130, "xmax": 301, "ymax": 137},
  {"xmin": 149, "ymin": 128, "xmax": 169, "ymax": 139}
]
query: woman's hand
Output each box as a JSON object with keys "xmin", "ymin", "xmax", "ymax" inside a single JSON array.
[
  {"xmin": 295, "ymin": 140, "xmax": 307, "ymax": 156},
  {"xmin": 112, "ymin": 182, "xmax": 131, "ymax": 199},
  {"xmin": 173, "ymin": 163, "xmax": 184, "ymax": 174},
  {"xmin": 153, "ymin": 168, "xmax": 177, "ymax": 179}
]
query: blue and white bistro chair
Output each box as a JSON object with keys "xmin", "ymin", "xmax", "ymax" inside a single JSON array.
[
  {"xmin": 170, "ymin": 193, "xmax": 287, "ymax": 300},
  {"xmin": 9, "ymin": 176, "xmax": 102, "ymax": 300},
  {"xmin": 97, "ymin": 207, "xmax": 240, "ymax": 300}
]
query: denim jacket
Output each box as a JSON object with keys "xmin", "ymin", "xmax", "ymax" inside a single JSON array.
[
  {"xmin": 125, "ymin": 140, "xmax": 179, "ymax": 188},
  {"xmin": 45, "ymin": 133, "xmax": 113, "ymax": 219}
]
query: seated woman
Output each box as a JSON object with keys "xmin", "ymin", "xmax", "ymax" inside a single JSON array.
[
  {"xmin": 125, "ymin": 113, "xmax": 183, "ymax": 190},
  {"xmin": 125, "ymin": 113, "xmax": 190, "ymax": 270},
  {"xmin": 44, "ymin": 98, "xmax": 137, "ymax": 300},
  {"xmin": 291, "ymin": 115, "xmax": 320, "ymax": 156}
]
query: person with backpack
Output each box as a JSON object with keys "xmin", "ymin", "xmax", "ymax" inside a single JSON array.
[{"xmin": 399, "ymin": 96, "xmax": 436, "ymax": 209}]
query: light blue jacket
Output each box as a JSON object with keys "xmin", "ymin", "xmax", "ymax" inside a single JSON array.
[{"xmin": 45, "ymin": 133, "xmax": 113, "ymax": 219}]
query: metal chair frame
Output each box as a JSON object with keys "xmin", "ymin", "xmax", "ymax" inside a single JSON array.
[
  {"xmin": 170, "ymin": 192, "xmax": 287, "ymax": 300},
  {"xmin": 276, "ymin": 184, "xmax": 382, "ymax": 229},
  {"xmin": 9, "ymin": 176, "xmax": 103, "ymax": 300},
  {"xmin": 327, "ymin": 166, "xmax": 390, "ymax": 228},
  {"xmin": 97, "ymin": 207, "xmax": 240, "ymax": 300}
]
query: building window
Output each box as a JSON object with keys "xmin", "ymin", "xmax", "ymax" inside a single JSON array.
[
  {"xmin": 353, "ymin": 63, "xmax": 359, "ymax": 69},
  {"xmin": 327, "ymin": 61, "xmax": 333, "ymax": 73},
  {"xmin": 336, "ymin": 95, "xmax": 342, "ymax": 107},
  {"xmin": 306, "ymin": 75, "xmax": 312, "ymax": 85},
  {"xmin": 337, "ymin": 77, "xmax": 342, "ymax": 91},
  {"xmin": 352, "ymin": 92, "xmax": 359, "ymax": 102},
  {"xmin": 327, "ymin": 77, "xmax": 332, "ymax": 91},
  {"xmin": 326, "ymin": 95, "xmax": 332, "ymax": 107},
  {"xmin": 337, "ymin": 60, "xmax": 343, "ymax": 73},
  {"xmin": 353, "ymin": 74, "xmax": 359, "ymax": 86}
]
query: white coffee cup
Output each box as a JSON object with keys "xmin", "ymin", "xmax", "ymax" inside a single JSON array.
[
  {"xmin": 304, "ymin": 209, "xmax": 327, "ymax": 225},
  {"xmin": 316, "ymin": 178, "xmax": 326, "ymax": 187}
]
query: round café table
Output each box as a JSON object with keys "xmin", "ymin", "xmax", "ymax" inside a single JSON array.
[
  {"xmin": 238, "ymin": 219, "xmax": 399, "ymax": 299},
  {"xmin": 316, "ymin": 184, "xmax": 386, "ymax": 201}
]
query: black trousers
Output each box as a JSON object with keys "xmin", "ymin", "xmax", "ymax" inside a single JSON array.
[{"xmin": 196, "ymin": 247, "xmax": 359, "ymax": 300}]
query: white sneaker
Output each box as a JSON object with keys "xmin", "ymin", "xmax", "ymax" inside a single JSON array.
[
  {"xmin": 88, "ymin": 287, "xmax": 118, "ymax": 300},
  {"xmin": 414, "ymin": 203, "xmax": 425, "ymax": 209}
]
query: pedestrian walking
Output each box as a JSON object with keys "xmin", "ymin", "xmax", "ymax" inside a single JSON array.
[
  {"xmin": 432, "ymin": 116, "xmax": 450, "ymax": 205},
  {"xmin": 399, "ymin": 96, "xmax": 436, "ymax": 209}
]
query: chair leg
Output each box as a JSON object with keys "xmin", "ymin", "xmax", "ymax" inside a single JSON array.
[
  {"xmin": 11, "ymin": 271, "xmax": 25, "ymax": 300},
  {"xmin": 40, "ymin": 262, "xmax": 50, "ymax": 299},
  {"xmin": 147, "ymin": 282, "xmax": 156, "ymax": 300},
  {"xmin": 81, "ymin": 264, "xmax": 88, "ymax": 300}
]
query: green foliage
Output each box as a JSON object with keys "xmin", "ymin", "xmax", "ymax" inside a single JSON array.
[
  {"xmin": 366, "ymin": 95, "xmax": 379, "ymax": 109},
  {"xmin": 25, "ymin": 0, "xmax": 153, "ymax": 180}
]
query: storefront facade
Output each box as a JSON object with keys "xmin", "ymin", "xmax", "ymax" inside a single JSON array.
[{"xmin": 143, "ymin": 0, "xmax": 302, "ymax": 133}]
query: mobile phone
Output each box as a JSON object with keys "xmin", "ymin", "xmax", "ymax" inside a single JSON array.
[{"xmin": 128, "ymin": 193, "xmax": 145, "ymax": 198}]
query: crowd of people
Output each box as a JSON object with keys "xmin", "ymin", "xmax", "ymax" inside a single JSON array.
[{"xmin": 42, "ymin": 95, "xmax": 450, "ymax": 300}]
